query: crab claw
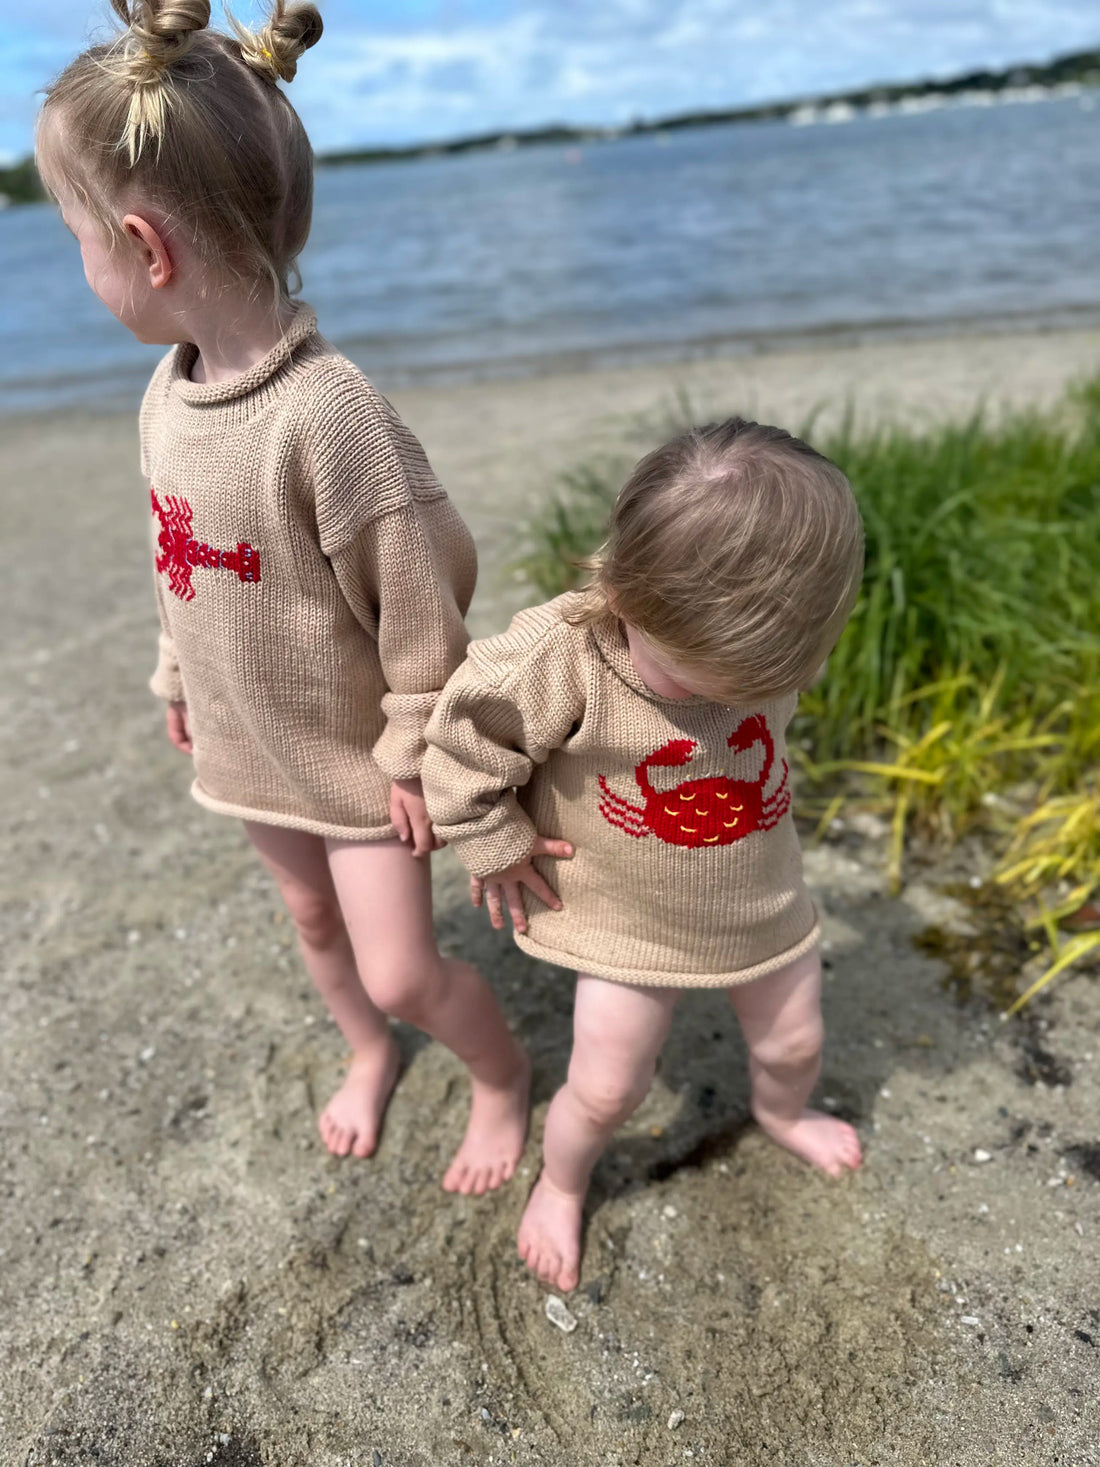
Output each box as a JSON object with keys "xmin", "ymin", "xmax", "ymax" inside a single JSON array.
[
  {"xmin": 642, "ymin": 738, "xmax": 696, "ymax": 769},
  {"xmin": 727, "ymin": 714, "xmax": 767, "ymax": 753}
]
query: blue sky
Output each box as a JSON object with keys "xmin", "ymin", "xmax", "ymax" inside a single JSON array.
[{"xmin": 5, "ymin": 0, "xmax": 1099, "ymax": 160}]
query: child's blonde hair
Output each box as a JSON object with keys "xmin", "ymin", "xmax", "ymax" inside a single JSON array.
[
  {"xmin": 36, "ymin": 0, "xmax": 322, "ymax": 298},
  {"xmin": 573, "ymin": 418, "xmax": 864, "ymax": 701}
]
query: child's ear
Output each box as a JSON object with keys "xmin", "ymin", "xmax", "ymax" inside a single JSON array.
[{"xmin": 122, "ymin": 213, "xmax": 173, "ymax": 289}]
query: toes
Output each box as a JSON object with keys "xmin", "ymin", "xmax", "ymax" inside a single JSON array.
[
  {"xmin": 538, "ymin": 1251, "xmax": 560, "ymax": 1287},
  {"xmin": 442, "ymin": 1160, "xmax": 468, "ymax": 1193},
  {"xmin": 558, "ymin": 1262, "xmax": 579, "ymax": 1293},
  {"xmin": 352, "ymin": 1129, "xmax": 377, "ymax": 1160}
]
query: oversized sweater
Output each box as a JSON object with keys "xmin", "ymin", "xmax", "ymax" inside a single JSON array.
[
  {"xmin": 422, "ymin": 595, "xmax": 819, "ymax": 988},
  {"xmin": 140, "ymin": 304, "xmax": 477, "ymax": 839}
]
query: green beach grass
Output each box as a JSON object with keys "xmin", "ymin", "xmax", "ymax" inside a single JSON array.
[{"xmin": 518, "ymin": 379, "xmax": 1100, "ymax": 1010}]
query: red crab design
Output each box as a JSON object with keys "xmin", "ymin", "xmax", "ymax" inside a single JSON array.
[{"xmin": 597, "ymin": 713, "xmax": 790, "ymax": 848}]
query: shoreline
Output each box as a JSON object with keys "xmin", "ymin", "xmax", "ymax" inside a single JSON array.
[
  {"xmin": 4, "ymin": 310, "xmax": 1100, "ymax": 1464},
  {"xmin": 5, "ymin": 304, "xmax": 1100, "ymax": 419}
]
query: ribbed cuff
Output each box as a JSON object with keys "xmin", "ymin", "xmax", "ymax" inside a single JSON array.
[
  {"xmin": 438, "ymin": 795, "xmax": 538, "ymax": 879},
  {"xmin": 372, "ymin": 690, "xmax": 439, "ymax": 780},
  {"xmin": 149, "ymin": 635, "xmax": 184, "ymax": 703}
]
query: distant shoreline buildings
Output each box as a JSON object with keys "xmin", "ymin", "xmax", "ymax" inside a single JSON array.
[{"xmin": 2, "ymin": 46, "xmax": 1098, "ymax": 204}]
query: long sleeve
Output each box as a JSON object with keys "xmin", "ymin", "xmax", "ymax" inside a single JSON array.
[
  {"xmin": 149, "ymin": 572, "xmax": 185, "ymax": 702},
  {"xmin": 330, "ymin": 499, "xmax": 476, "ymax": 780},
  {"xmin": 422, "ymin": 608, "xmax": 588, "ymax": 877},
  {"xmin": 310, "ymin": 363, "xmax": 477, "ymax": 781},
  {"xmin": 142, "ymin": 354, "xmax": 182, "ymax": 703}
]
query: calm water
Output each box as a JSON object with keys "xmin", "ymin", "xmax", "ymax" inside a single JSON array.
[{"xmin": 2, "ymin": 95, "xmax": 1099, "ymax": 414}]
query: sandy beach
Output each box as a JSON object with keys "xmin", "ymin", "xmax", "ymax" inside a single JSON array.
[{"xmin": 3, "ymin": 324, "xmax": 1100, "ymax": 1466}]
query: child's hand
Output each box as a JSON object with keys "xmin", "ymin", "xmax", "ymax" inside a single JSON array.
[
  {"xmin": 166, "ymin": 701, "xmax": 193, "ymax": 754},
  {"xmin": 390, "ymin": 777, "xmax": 442, "ymax": 858},
  {"xmin": 472, "ymin": 836, "xmax": 574, "ymax": 933}
]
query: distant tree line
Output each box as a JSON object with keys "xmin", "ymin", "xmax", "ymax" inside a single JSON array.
[{"xmin": 3, "ymin": 46, "xmax": 1098, "ymax": 204}]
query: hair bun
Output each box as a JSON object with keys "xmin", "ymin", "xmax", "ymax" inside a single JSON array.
[
  {"xmin": 238, "ymin": 1, "xmax": 323, "ymax": 84},
  {"xmin": 111, "ymin": 0, "xmax": 210, "ymax": 78}
]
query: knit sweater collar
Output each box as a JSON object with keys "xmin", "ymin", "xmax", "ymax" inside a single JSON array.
[
  {"xmin": 168, "ymin": 301, "xmax": 319, "ymax": 408},
  {"xmin": 589, "ymin": 614, "xmax": 714, "ymax": 709}
]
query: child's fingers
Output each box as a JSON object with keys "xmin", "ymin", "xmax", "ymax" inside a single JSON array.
[
  {"xmin": 470, "ymin": 875, "xmax": 484, "ymax": 907},
  {"xmin": 484, "ymin": 882, "xmax": 506, "ymax": 929},
  {"xmin": 390, "ymin": 798, "xmax": 412, "ymax": 845},
  {"xmin": 504, "ymin": 881, "xmax": 527, "ymax": 934},
  {"xmin": 521, "ymin": 866, "xmax": 563, "ymax": 912},
  {"xmin": 410, "ymin": 811, "xmax": 435, "ymax": 857},
  {"xmin": 532, "ymin": 836, "xmax": 574, "ymax": 860}
]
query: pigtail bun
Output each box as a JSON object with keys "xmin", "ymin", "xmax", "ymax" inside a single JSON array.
[
  {"xmin": 109, "ymin": 0, "xmax": 211, "ymax": 160},
  {"xmin": 236, "ymin": 1, "xmax": 323, "ymax": 84},
  {"xmin": 110, "ymin": 0, "xmax": 210, "ymax": 74}
]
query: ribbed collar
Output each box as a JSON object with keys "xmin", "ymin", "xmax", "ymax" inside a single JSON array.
[
  {"xmin": 588, "ymin": 613, "xmax": 713, "ymax": 709},
  {"xmin": 168, "ymin": 302, "xmax": 319, "ymax": 408}
]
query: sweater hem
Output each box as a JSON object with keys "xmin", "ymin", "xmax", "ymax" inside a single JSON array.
[
  {"xmin": 513, "ymin": 915, "xmax": 821, "ymax": 989},
  {"xmin": 190, "ymin": 780, "xmax": 397, "ymax": 842}
]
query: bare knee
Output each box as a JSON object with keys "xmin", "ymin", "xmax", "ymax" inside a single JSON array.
[
  {"xmin": 750, "ymin": 1018, "xmax": 824, "ymax": 1073},
  {"xmin": 284, "ymin": 889, "xmax": 346, "ymax": 953},
  {"xmin": 569, "ymin": 1061, "xmax": 653, "ymax": 1132},
  {"xmin": 365, "ymin": 956, "xmax": 442, "ymax": 1024}
]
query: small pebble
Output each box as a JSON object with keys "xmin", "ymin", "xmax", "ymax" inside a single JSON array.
[
  {"xmin": 545, "ymin": 1295, "xmax": 578, "ymax": 1333},
  {"xmin": 662, "ymin": 1205, "xmax": 678, "ymax": 1220},
  {"xmin": 961, "ymin": 1316, "xmax": 980, "ymax": 1326},
  {"xmin": 973, "ymin": 1149, "xmax": 992, "ymax": 1163},
  {"xmin": 668, "ymin": 1409, "xmax": 685, "ymax": 1430}
]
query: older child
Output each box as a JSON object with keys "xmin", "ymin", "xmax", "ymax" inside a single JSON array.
[
  {"xmin": 36, "ymin": 0, "xmax": 529, "ymax": 1193},
  {"xmin": 423, "ymin": 419, "xmax": 865, "ymax": 1288}
]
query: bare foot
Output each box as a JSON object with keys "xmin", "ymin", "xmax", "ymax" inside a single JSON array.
[
  {"xmin": 318, "ymin": 1035, "xmax": 401, "ymax": 1160},
  {"xmin": 517, "ymin": 1171, "xmax": 585, "ymax": 1291},
  {"xmin": 753, "ymin": 1106, "xmax": 862, "ymax": 1177},
  {"xmin": 441, "ymin": 1048, "xmax": 531, "ymax": 1196}
]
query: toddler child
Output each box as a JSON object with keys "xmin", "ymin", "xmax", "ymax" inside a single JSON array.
[
  {"xmin": 37, "ymin": 0, "xmax": 529, "ymax": 1193},
  {"xmin": 423, "ymin": 417, "xmax": 865, "ymax": 1287}
]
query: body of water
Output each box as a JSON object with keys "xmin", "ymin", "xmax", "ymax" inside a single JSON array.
[{"xmin": 2, "ymin": 94, "xmax": 1098, "ymax": 414}]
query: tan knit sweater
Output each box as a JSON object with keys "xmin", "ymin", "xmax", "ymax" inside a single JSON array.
[
  {"xmin": 140, "ymin": 304, "xmax": 477, "ymax": 839},
  {"xmin": 422, "ymin": 595, "xmax": 819, "ymax": 988}
]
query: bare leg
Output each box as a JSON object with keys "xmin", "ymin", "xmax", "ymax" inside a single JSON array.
[
  {"xmin": 518, "ymin": 974, "xmax": 680, "ymax": 1292},
  {"xmin": 729, "ymin": 945, "xmax": 861, "ymax": 1177},
  {"xmin": 325, "ymin": 838, "xmax": 529, "ymax": 1195},
  {"xmin": 244, "ymin": 821, "xmax": 400, "ymax": 1160}
]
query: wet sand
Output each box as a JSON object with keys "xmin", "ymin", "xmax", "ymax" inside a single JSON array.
[{"xmin": 2, "ymin": 325, "xmax": 1100, "ymax": 1466}]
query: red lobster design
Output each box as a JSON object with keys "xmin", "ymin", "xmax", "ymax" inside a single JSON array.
[
  {"xmin": 598, "ymin": 714, "xmax": 790, "ymax": 848},
  {"xmin": 150, "ymin": 489, "xmax": 262, "ymax": 603}
]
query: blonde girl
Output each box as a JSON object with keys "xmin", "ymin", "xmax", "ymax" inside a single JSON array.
[
  {"xmin": 423, "ymin": 419, "xmax": 866, "ymax": 1288},
  {"xmin": 36, "ymin": 0, "xmax": 529, "ymax": 1193}
]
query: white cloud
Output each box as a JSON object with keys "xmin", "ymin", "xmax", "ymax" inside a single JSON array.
[{"xmin": 3, "ymin": 0, "xmax": 1098, "ymax": 156}]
